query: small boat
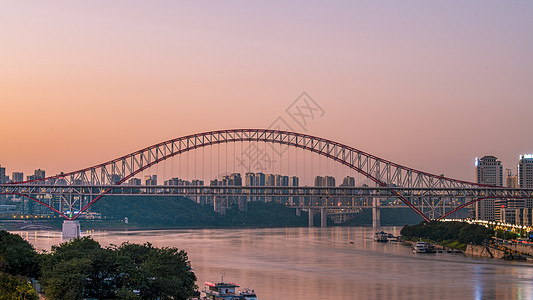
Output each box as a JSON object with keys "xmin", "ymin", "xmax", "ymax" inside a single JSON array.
[
  {"xmin": 382, "ymin": 232, "xmax": 400, "ymax": 242},
  {"xmin": 201, "ymin": 273, "xmax": 258, "ymax": 300},
  {"xmin": 374, "ymin": 231, "xmax": 389, "ymax": 242},
  {"xmin": 386, "ymin": 235, "xmax": 399, "ymax": 242}
]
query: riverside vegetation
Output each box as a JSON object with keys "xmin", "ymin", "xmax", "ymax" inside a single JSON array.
[
  {"xmin": 87, "ymin": 195, "xmax": 422, "ymax": 228},
  {"xmin": 401, "ymin": 221, "xmax": 495, "ymax": 250},
  {"xmin": 0, "ymin": 230, "xmax": 196, "ymax": 299}
]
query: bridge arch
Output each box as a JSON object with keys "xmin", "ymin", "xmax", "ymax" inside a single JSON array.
[{"xmin": 9, "ymin": 129, "xmax": 495, "ymax": 221}]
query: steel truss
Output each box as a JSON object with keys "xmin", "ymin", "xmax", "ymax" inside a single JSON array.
[{"xmin": 3, "ymin": 129, "xmax": 532, "ymax": 221}]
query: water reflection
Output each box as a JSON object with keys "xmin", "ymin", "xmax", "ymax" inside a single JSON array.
[{"xmin": 13, "ymin": 227, "xmax": 533, "ymax": 300}]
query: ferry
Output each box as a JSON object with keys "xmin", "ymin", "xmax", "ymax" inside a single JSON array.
[
  {"xmin": 373, "ymin": 231, "xmax": 389, "ymax": 242},
  {"xmin": 412, "ymin": 241, "xmax": 435, "ymax": 253},
  {"xmin": 200, "ymin": 274, "xmax": 258, "ymax": 300}
]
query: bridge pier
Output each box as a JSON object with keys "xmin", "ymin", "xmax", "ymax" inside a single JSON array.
[
  {"xmin": 213, "ymin": 197, "xmax": 226, "ymax": 215},
  {"xmin": 238, "ymin": 197, "xmax": 247, "ymax": 212},
  {"xmin": 62, "ymin": 220, "xmax": 81, "ymax": 240},
  {"xmin": 321, "ymin": 207, "xmax": 327, "ymax": 228},
  {"xmin": 372, "ymin": 198, "xmax": 381, "ymax": 228},
  {"xmin": 296, "ymin": 208, "xmax": 301, "ymax": 216},
  {"xmin": 308, "ymin": 209, "xmax": 314, "ymax": 227}
]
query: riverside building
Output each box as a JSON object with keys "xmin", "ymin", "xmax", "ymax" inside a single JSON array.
[{"xmin": 474, "ymin": 156, "xmax": 503, "ymax": 221}]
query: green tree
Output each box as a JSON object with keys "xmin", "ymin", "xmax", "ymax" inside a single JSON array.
[
  {"xmin": 116, "ymin": 242, "xmax": 197, "ymax": 300},
  {"xmin": 40, "ymin": 237, "xmax": 117, "ymax": 299},
  {"xmin": 0, "ymin": 231, "xmax": 40, "ymax": 278},
  {"xmin": 40, "ymin": 237, "xmax": 196, "ymax": 300},
  {"xmin": 401, "ymin": 221, "xmax": 494, "ymax": 245},
  {"xmin": 40, "ymin": 258, "xmax": 90, "ymax": 300},
  {"xmin": 496, "ymin": 230, "xmax": 518, "ymax": 241},
  {"xmin": 0, "ymin": 272, "xmax": 39, "ymax": 300}
]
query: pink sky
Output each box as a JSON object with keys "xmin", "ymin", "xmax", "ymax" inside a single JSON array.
[{"xmin": 1, "ymin": 1, "xmax": 532, "ymax": 183}]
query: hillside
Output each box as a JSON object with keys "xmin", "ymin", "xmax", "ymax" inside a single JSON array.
[{"xmin": 90, "ymin": 195, "xmax": 310, "ymax": 228}]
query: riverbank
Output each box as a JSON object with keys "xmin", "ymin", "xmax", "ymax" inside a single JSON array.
[
  {"xmin": 400, "ymin": 239, "xmax": 464, "ymax": 254},
  {"xmin": 399, "ymin": 221, "xmax": 533, "ymax": 261}
]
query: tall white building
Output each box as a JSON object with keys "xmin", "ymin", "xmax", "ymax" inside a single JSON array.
[{"xmin": 474, "ymin": 156, "xmax": 503, "ymax": 221}]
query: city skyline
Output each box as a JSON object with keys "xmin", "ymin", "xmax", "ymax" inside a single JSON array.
[
  {"xmin": 1, "ymin": 1, "xmax": 532, "ymax": 182},
  {"xmin": 2, "ymin": 149, "xmax": 533, "ymax": 187}
]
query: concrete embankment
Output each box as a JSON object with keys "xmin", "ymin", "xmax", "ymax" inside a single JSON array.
[
  {"xmin": 465, "ymin": 245, "xmax": 506, "ymax": 259},
  {"xmin": 505, "ymin": 243, "xmax": 533, "ymax": 256}
]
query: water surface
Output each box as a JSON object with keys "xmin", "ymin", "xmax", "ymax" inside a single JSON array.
[{"xmin": 15, "ymin": 227, "xmax": 533, "ymax": 300}]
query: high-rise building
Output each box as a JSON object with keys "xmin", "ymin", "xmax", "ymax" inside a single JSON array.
[
  {"xmin": 266, "ymin": 174, "xmax": 275, "ymax": 187},
  {"xmin": 340, "ymin": 176, "xmax": 355, "ymax": 187},
  {"xmin": 274, "ymin": 174, "xmax": 281, "ymax": 187},
  {"xmin": 229, "ymin": 173, "xmax": 242, "ymax": 186},
  {"xmin": 518, "ymin": 154, "xmax": 533, "ymax": 188},
  {"xmin": 254, "ymin": 173, "xmax": 265, "ymax": 186},
  {"xmin": 144, "ymin": 175, "xmax": 157, "ymax": 186},
  {"xmin": 506, "ymin": 169, "xmax": 518, "ymax": 188},
  {"xmin": 474, "ymin": 156, "xmax": 503, "ymax": 221},
  {"xmin": 314, "ymin": 176, "xmax": 336, "ymax": 187},
  {"xmin": 109, "ymin": 174, "xmax": 122, "ymax": 184},
  {"xmin": 34, "ymin": 169, "xmax": 45, "ymax": 179},
  {"xmin": 12, "ymin": 172, "xmax": 24, "ymax": 183},
  {"xmin": 475, "ymin": 156, "xmax": 503, "ymax": 186},
  {"xmin": 0, "ymin": 165, "xmax": 6, "ymax": 183},
  {"xmin": 289, "ymin": 176, "xmax": 299, "ymax": 206},
  {"xmin": 314, "ymin": 176, "xmax": 322, "ymax": 187},
  {"xmin": 253, "ymin": 173, "xmax": 266, "ymax": 202},
  {"xmin": 129, "ymin": 178, "xmax": 142, "ymax": 185},
  {"xmin": 245, "ymin": 172, "xmax": 255, "ymax": 186},
  {"xmin": 27, "ymin": 169, "xmax": 46, "ymax": 181},
  {"xmin": 290, "ymin": 176, "xmax": 299, "ymax": 187}
]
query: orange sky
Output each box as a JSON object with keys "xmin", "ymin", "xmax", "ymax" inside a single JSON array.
[{"xmin": 1, "ymin": 1, "xmax": 532, "ymax": 183}]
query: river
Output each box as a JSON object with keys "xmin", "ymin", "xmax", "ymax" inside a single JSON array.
[{"xmin": 14, "ymin": 226, "xmax": 533, "ymax": 300}]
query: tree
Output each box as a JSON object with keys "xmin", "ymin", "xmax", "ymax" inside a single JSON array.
[
  {"xmin": 40, "ymin": 237, "xmax": 197, "ymax": 300},
  {"xmin": 40, "ymin": 237, "xmax": 117, "ymax": 299},
  {"xmin": 0, "ymin": 230, "xmax": 40, "ymax": 278},
  {"xmin": 116, "ymin": 242, "xmax": 197, "ymax": 300},
  {"xmin": 0, "ymin": 272, "xmax": 39, "ymax": 300},
  {"xmin": 401, "ymin": 221, "xmax": 494, "ymax": 245}
]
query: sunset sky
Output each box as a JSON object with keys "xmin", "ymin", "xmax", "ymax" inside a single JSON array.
[{"xmin": 1, "ymin": 1, "xmax": 532, "ymax": 183}]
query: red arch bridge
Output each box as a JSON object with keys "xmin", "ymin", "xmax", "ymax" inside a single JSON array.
[{"xmin": 1, "ymin": 129, "xmax": 531, "ymax": 225}]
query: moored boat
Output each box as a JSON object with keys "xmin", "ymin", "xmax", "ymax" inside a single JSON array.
[
  {"xmin": 201, "ymin": 273, "xmax": 258, "ymax": 300},
  {"xmin": 374, "ymin": 231, "xmax": 389, "ymax": 242},
  {"xmin": 412, "ymin": 241, "xmax": 435, "ymax": 253},
  {"xmin": 385, "ymin": 233, "xmax": 399, "ymax": 242}
]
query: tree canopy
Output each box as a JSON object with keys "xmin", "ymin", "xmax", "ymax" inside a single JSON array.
[
  {"xmin": 40, "ymin": 237, "xmax": 196, "ymax": 300},
  {"xmin": 401, "ymin": 221, "xmax": 494, "ymax": 245},
  {"xmin": 0, "ymin": 230, "xmax": 40, "ymax": 278},
  {"xmin": 0, "ymin": 272, "xmax": 39, "ymax": 300}
]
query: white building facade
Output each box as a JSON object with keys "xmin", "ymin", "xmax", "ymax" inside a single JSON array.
[{"xmin": 474, "ymin": 156, "xmax": 503, "ymax": 221}]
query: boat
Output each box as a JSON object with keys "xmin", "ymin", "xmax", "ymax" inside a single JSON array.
[
  {"xmin": 386, "ymin": 235, "xmax": 399, "ymax": 242},
  {"xmin": 382, "ymin": 232, "xmax": 400, "ymax": 242},
  {"xmin": 374, "ymin": 231, "xmax": 389, "ymax": 242},
  {"xmin": 201, "ymin": 273, "xmax": 258, "ymax": 300},
  {"xmin": 412, "ymin": 241, "xmax": 435, "ymax": 253}
]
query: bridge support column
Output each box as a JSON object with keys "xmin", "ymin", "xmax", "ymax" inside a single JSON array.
[
  {"xmin": 214, "ymin": 197, "xmax": 226, "ymax": 215},
  {"xmin": 321, "ymin": 207, "xmax": 327, "ymax": 228},
  {"xmin": 238, "ymin": 197, "xmax": 247, "ymax": 212},
  {"xmin": 62, "ymin": 220, "xmax": 81, "ymax": 240},
  {"xmin": 296, "ymin": 208, "xmax": 301, "ymax": 216},
  {"xmin": 308, "ymin": 209, "xmax": 314, "ymax": 227},
  {"xmin": 372, "ymin": 198, "xmax": 381, "ymax": 228}
]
